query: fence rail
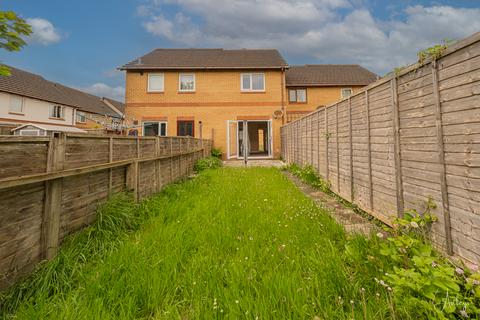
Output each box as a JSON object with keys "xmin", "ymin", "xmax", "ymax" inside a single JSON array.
[
  {"xmin": 0, "ymin": 134, "xmax": 212, "ymax": 289},
  {"xmin": 281, "ymin": 32, "xmax": 480, "ymax": 265}
]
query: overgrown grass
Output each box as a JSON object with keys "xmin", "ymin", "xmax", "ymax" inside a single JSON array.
[{"xmin": 2, "ymin": 168, "xmax": 476, "ymax": 319}]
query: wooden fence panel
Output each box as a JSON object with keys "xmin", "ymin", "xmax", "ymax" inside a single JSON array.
[
  {"xmin": 280, "ymin": 31, "xmax": 480, "ymax": 264},
  {"xmin": 0, "ymin": 134, "xmax": 211, "ymax": 290}
]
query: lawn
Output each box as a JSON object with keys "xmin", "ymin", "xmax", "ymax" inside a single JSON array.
[{"xmin": 1, "ymin": 168, "xmax": 398, "ymax": 319}]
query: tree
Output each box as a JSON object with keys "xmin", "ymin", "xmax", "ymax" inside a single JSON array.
[{"xmin": 0, "ymin": 10, "xmax": 32, "ymax": 76}]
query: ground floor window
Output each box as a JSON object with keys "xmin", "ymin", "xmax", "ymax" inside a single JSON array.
[
  {"xmin": 143, "ymin": 121, "xmax": 167, "ymax": 136},
  {"xmin": 177, "ymin": 120, "xmax": 194, "ymax": 137}
]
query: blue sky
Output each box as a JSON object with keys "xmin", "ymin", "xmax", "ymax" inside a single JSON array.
[{"xmin": 2, "ymin": 0, "xmax": 480, "ymax": 101}]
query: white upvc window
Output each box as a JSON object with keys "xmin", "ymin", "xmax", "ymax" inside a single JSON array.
[
  {"xmin": 241, "ymin": 73, "xmax": 265, "ymax": 92},
  {"xmin": 341, "ymin": 88, "xmax": 353, "ymax": 98},
  {"xmin": 289, "ymin": 89, "xmax": 307, "ymax": 103},
  {"xmin": 147, "ymin": 73, "xmax": 165, "ymax": 92},
  {"xmin": 143, "ymin": 121, "xmax": 168, "ymax": 136},
  {"xmin": 76, "ymin": 111, "xmax": 87, "ymax": 123},
  {"xmin": 179, "ymin": 73, "xmax": 195, "ymax": 92},
  {"xmin": 50, "ymin": 105, "xmax": 64, "ymax": 119},
  {"xmin": 9, "ymin": 95, "xmax": 24, "ymax": 114}
]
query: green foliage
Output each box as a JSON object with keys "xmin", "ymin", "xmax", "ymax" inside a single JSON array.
[
  {"xmin": 194, "ymin": 156, "xmax": 222, "ymax": 172},
  {"xmin": 285, "ymin": 163, "xmax": 331, "ymax": 193},
  {"xmin": 375, "ymin": 200, "xmax": 480, "ymax": 319},
  {"xmin": 210, "ymin": 147, "xmax": 222, "ymax": 158},
  {"xmin": 417, "ymin": 39, "xmax": 455, "ymax": 65},
  {"xmin": 0, "ymin": 11, "xmax": 32, "ymax": 76}
]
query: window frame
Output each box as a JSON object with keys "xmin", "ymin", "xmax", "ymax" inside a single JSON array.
[
  {"xmin": 76, "ymin": 111, "xmax": 87, "ymax": 123},
  {"xmin": 177, "ymin": 120, "xmax": 195, "ymax": 137},
  {"xmin": 50, "ymin": 105, "xmax": 64, "ymax": 119},
  {"xmin": 341, "ymin": 87, "xmax": 353, "ymax": 99},
  {"xmin": 147, "ymin": 73, "xmax": 165, "ymax": 93},
  {"xmin": 142, "ymin": 121, "xmax": 168, "ymax": 137},
  {"xmin": 178, "ymin": 73, "xmax": 196, "ymax": 92},
  {"xmin": 241, "ymin": 73, "xmax": 265, "ymax": 92},
  {"xmin": 288, "ymin": 88, "xmax": 307, "ymax": 103},
  {"xmin": 9, "ymin": 95, "xmax": 25, "ymax": 114}
]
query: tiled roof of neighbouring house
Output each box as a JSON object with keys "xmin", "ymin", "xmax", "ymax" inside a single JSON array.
[
  {"xmin": 120, "ymin": 48, "xmax": 289, "ymax": 70},
  {"xmin": 0, "ymin": 66, "xmax": 125, "ymax": 117},
  {"xmin": 286, "ymin": 65, "xmax": 378, "ymax": 86}
]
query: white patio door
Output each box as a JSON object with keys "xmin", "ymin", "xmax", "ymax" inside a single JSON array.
[{"xmin": 226, "ymin": 120, "xmax": 238, "ymax": 159}]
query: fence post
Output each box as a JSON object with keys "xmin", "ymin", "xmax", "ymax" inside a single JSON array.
[
  {"xmin": 391, "ymin": 77, "xmax": 404, "ymax": 218},
  {"xmin": 336, "ymin": 103, "xmax": 340, "ymax": 193},
  {"xmin": 310, "ymin": 116, "xmax": 313, "ymax": 166},
  {"xmin": 317, "ymin": 112, "xmax": 321, "ymax": 174},
  {"xmin": 348, "ymin": 97, "xmax": 354, "ymax": 202},
  {"xmin": 365, "ymin": 90, "xmax": 374, "ymax": 210},
  {"xmin": 155, "ymin": 137, "xmax": 161, "ymax": 192},
  {"xmin": 126, "ymin": 160, "xmax": 138, "ymax": 202},
  {"xmin": 41, "ymin": 132, "xmax": 66, "ymax": 260},
  {"xmin": 432, "ymin": 60, "xmax": 453, "ymax": 255},
  {"xmin": 325, "ymin": 107, "xmax": 329, "ymax": 181},
  {"xmin": 108, "ymin": 137, "xmax": 113, "ymax": 197},
  {"xmin": 170, "ymin": 137, "xmax": 174, "ymax": 182}
]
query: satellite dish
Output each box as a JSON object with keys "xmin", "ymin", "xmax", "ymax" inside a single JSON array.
[{"xmin": 273, "ymin": 110, "xmax": 283, "ymax": 119}]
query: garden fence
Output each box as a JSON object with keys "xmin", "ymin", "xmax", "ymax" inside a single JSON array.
[
  {"xmin": 281, "ymin": 32, "xmax": 480, "ymax": 265},
  {"xmin": 0, "ymin": 134, "xmax": 212, "ymax": 289}
]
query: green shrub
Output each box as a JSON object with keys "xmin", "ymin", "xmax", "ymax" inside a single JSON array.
[
  {"xmin": 194, "ymin": 156, "xmax": 222, "ymax": 172},
  {"xmin": 373, "ymin": 202, "xmax": 480, "ymax": 319},
  {"xmin": 211, "ymin": 148, "xmax": 222, "ymax": 158}
]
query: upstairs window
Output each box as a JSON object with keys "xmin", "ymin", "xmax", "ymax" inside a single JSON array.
[
  {"xmin": 147, "ymin": 73, "xmax": 164, "ymax": 92},
  {"xmin": 289, "ymin": 89, "xmax": 307, "ymax": 103},
  {"xmin": 341, "ymin": 88, "xmax": 353, "ymax": 98},
  {"xmin": 9, "ymin": 95, "xmax": 24, "ymax": 113},
  {"xmin": 50, "ymin": 105, "xmax": 64, "ymax": 119},
  {"xmin": 76, "ymin": 111, "xmax": 86, "ymax": 123},
  {"xmin": 241, "ymin": 73, "xmax": 265, "ymax": 91},
  {"xmin": 179, "ymin": 73, "xmax": 195, "ymax": 92}
]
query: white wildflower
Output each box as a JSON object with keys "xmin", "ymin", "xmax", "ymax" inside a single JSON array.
[
  {"xmin": 376, "ymin": 232, "xmax": 384, "ymax": 239},
  {"xmin": 410, "ymin": 221, "xmax": 419, "ymax": 228}
]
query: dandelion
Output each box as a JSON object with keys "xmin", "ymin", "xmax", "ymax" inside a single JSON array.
[
  {"xmin": 235, "ymin": 300, "xmax": 239, "ymax": 304},
  {"xmin": 376, "ymin": 293, "xmax": 380, "ymax": 298},
  {"xmin": 360, "ymin": 287, "xmax": 365, "ymax": 293},
  {"xmin": 350, "ymin": 300, "xmax": 354, "ymax": 305},
  {"xmin": 376, "ymin": 232, "xmax": 384, "ymax": 239},
  {"xmin": 455, "ymin": 267, "xmax": 465, "ymax": 275},
  {"xmin": 245, "ymin": 256, "xmax": 248, "ymax": 260},
  {"xmin": 387, "ymin": 287, "xmax": 392, "ymax": 292},
  {"xmin": 220, "ymin": 309, "xmax": 224, "ymax": 313},
  {"xmin": 410, "ymin": 221, "xmax": 419, "ymax": 228},
  {"xmin": 249, "ymin": 236, "xmax": 253, "ymax": 240}
]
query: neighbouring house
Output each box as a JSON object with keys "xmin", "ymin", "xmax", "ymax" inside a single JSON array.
[
  {"xmin": 120, "ymin": 49, "xmax": 289, "ymax": 159},
  {"xmin": 0, "ymin": 66, "xmax": 125, "ymax": 136},
  {"xmin": 285, "ymin": 65, "xmax": 378, "ymax": 122},
  {"xmin": 120, "ymin": 49, "xmax": 377, "ymax": 159}
]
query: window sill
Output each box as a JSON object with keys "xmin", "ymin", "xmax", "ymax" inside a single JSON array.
[
  {"xmin": 147, "ymin": 91, "xmax": 164, "ymax": 94},
  {"xmin": 241, "ymin": 91, "xmax": 266, "ymax": 94},
  {"xmin": 178, "ymin": 91, "xmax": 196, "ymax": 94},
  {"xmin": 8, "ymin": 111, "xmax": 25, "ymax": 116},
  {"xmin": 49, "ymin": 117, "xmax": 65, "ymax": 121},
  {"xmin": 288, "ymin": 102, "xmax": 308, "ymax": 104}
]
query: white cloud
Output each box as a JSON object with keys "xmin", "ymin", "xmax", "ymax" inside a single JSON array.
[
  {"xmin": 82, "ymin": 83, "xmax": 125, "ymax": 101},
  {"xmin": 26, "ymin": 18, "xmax": 62, "ymax": 45},
  {"xmin": 139, "ymin": 1, "xmax": 480, "ymax": 74}
]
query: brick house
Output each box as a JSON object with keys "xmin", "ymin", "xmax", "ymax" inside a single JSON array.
[
  {"xmin": 121, "ymin": 49, "xmax": 288, "ymax": 159},
  {"xmin": 121, "ymin": 49, "xmax": 376, "ymax": 159},
  {"xmin": 285, "ymin": 65, "xmax": 378, "ymax": 122}
]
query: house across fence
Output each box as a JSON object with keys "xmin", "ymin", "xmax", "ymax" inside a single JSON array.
[
  {"xmin": 281, "ymin": 32, "xmax": 480, "ymax": 265},
  {"xmin": 0, "ymin": 134, "xmax": 212, "ymax": 289}
]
